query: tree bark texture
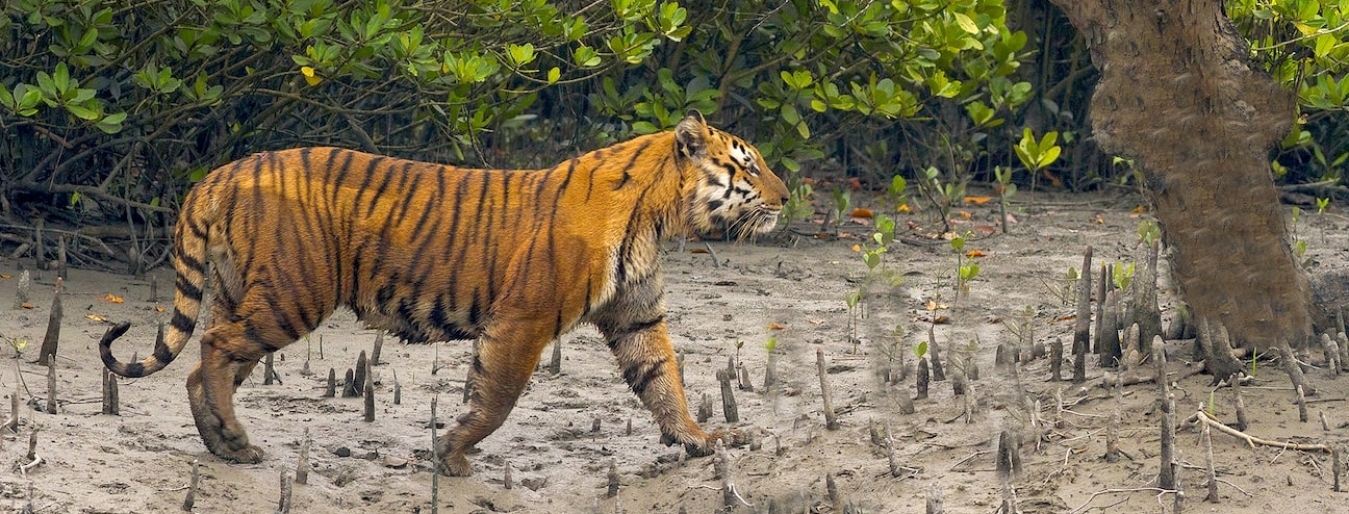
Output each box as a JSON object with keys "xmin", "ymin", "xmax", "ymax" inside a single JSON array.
[{"xmin": 1048, "ymin": 0, "xmax": 1311, "ymax": 349}]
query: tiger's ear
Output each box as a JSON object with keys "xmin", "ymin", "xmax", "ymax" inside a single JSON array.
[
  {"xmin": 684, "ymin": 109, "xmax": 706, "ymax": 125},
  {"xmin": 675, "ymin": 112, "xmax": 708, "ymax": 159}
]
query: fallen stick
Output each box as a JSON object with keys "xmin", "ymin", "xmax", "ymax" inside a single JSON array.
[
  {"xmin": 19, "ymin": 454, "xmax": 42, "ymax": 474},
  {"xmin": 817, "ymin": 349, "xmax": 839, "ymax": 430},
  {"xmin": 1186, "ymin": 410, "xmax": 1331, "ymax": 453}
]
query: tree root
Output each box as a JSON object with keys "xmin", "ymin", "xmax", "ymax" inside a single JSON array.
[{"xmin": 1098, "ymin": 361, "xmax": 1205, "ymax": 388}]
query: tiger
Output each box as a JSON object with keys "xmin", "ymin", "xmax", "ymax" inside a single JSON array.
[{"xmin": 99, "ymin": 112, "xmax": 790, "ymax": 476}]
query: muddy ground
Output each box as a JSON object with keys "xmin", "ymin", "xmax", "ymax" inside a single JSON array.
[{"xmin": 0, "ymin": 190, "xmax": 1347, "ymax": 513}]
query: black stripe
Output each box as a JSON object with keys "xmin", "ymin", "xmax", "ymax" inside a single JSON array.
[
  {"xmin": 614, "ymin": 180, "xmax": 661, "ymax": 284},
  {"xmin": 476, "ymin": 171, "xmax": 493, "ymax": 242},
  {"xmin": 557, "ymin": 159, "xmax": 576, "ymax": 199},
  {"xmin": 391, "ymin": 162, "xmax": 420, "ymax": 226},
  {"xmin": 430, "ymin": 294, "xmax": 451, "ymax": 330},
  {"xmin": 176, "ymin": 275, "xmax": 203, "ymax": 302},
  {"xmin": 396, "ymin": 298, "xmax": 418, "ymax": 327},
  {"xmin": 266, "ymin": 288, "xmax": 303, "ymax": 341},
  {"xmin": 216, "ymin": 278, "xmax": 239, "ymax": 314},
  {"xmin": 405, "ymin": 173, "xmax": 449, "ymax": 293},
  {"xmin": 299, "ymin": 147, "xmax": 314, "ymax": 178},
  {"xmin": 553, "ymin": 310, "xmax": 564, "ymax": 339},
  {"xmin": 170, "ymin": 309, "xmax": 196, "ymax": 334},
  {"xmin": 186, "ymin": 218, "xmax": 209, "ymax": 240},
  {"xmin": 613, "ymin": 140, "xmax": 651, "ymax": 190},
  {"xmin": 585, "ymin": 161, "xmax": 599, "ymax": 202},
  {"xmin": 442, "ymin": 171, "xmax": 474, "ymax": 312},
  {"xmin": 625, "ymin": 358, "xmax": 668, "ymax": 397},
  {"xmin": 376, "ymin": 283, "xmax": 398, "ymax": 309},
  {"xmin": 353, "ymin": 156, "xmax": 389, "ymax": 216},
  {"xmin": 348, "ymin": 240, "xmax": 368, "ymax": 308},
  {"xmin": 152, "ymin": 338, "xmax": 175, "ymax": 364},
  {"xmin": 415, "ymin": 169, "xmax": 445, "ymax": 234},
  {"xmin": 468, "ymin": 290, "xmax": 482, "ymax": 328},
  {"xmin": 514, "ymin": 223, "xmax": 543, "ymax": 301},
  {"xmin": 626, "ymin": 315, "xmax": 665, "ymax": 335},
  {"xmin": 533, "ymin": 166, "xmax": 555, "ymax": 221},
  {"xmin": 178, "ymin": 251, "xmax": 206, "ymax": 274},
  {"xmin": 244, "ymin": 322, "xmax": 280, "ymax": 354}
]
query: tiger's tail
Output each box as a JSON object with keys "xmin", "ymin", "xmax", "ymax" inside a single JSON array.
[{"xmin": 100, "ymin": 212, "xmax": 210, "ymax": 378}]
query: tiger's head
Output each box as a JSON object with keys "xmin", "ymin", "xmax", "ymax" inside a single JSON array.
[{"xmin": 675, "ymin": 113, "xmax": 791, "ymax": 236}]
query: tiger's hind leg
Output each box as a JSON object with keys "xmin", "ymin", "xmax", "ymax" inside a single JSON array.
[
  {"xmin": 437, "ymin": 318, "xmax": 554, "ymax": 476},
  {"xmin": 186, "ymin": 322, "xmax": 271, "ymax": 464}
]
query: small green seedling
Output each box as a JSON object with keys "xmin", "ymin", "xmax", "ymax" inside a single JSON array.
[
  {"xmin": 1013, "ymin": 127, "xmax": 1062, "ymax": 195},
  {"xmin": 1137, "ymin": 220, "xmax": 1161, "ymax": 247},
  {"xmin": 887, "ymin": 175, "xmax": 909, "ymax": 212},
  {"xmin": 917, "ymin": 166, "xmax": 962, "ymax": 234},
  {"xmin": 950, "ymin": 231, "xmax": 977, "ymax": 298},
  {"xmin": 1112, "ymin": 262, "xmax": 1135, "ymax": 291},
  {"xmin": 10, "ymin": 337, "xmax": 28, "ymax": 359},
  {"xmin": 994, "ymin": 165, "xmax": 1017, "ymax": 233},
  {"xmin": 845, "ymin": 290, "xmax": 863, "ymax": 344},
  {"xmin": 958, "ymin": 263, "xmax": 980, "ymax": 293},
  {"xmin": 831, "ymin": 188, "xmax": 851, "ymax": 234},
  {"xmin": 780, "ymin": 181, "xmax": 814, "ymax": 231}
]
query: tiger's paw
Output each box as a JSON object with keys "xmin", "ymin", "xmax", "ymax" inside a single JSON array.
[
  {"xmin": 676, "ymin": 428, "xmax": 750, "ymax": 458},
  {"xmin": 217, "ymin": 444, "xmax": 265, "ymax": 464},
  {"xmin": 438, "ymin": 454, "xmax": 474, "ymax": 477}
]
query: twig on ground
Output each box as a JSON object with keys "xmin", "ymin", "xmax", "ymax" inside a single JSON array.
[{"xmin": 1185, "ymin": 410, "xmax": 1331, "ymax": 453}]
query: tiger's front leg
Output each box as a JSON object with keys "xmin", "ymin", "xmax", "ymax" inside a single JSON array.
[{"xmin": 594, "ymin": 277, "xmax": 728, "ymax": 457}]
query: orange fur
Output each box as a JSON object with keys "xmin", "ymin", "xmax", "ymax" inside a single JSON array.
[{"xmin": 100, "ymin": 114, "xmax": 789, "ymax": 475}]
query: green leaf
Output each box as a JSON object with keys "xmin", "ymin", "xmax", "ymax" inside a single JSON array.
[
  {"xmin": 1013, "ymin": 144, "xmax": 1034, "ymax": 171},
  {"xmin": 53, "ymin": 62, "xmax": 70, "ymax": 93},
  {"xmin": 1039, "ymin": 131, "xmax": 1059, "ymax": 152},
  {"xmin": 36, "ymin": 71, "xmax": 56, "ymax": 97},
  {"xmin": 1038, "ymin": 146, "xmax": 1061, "ymax": 169},
  {"xmin": 573, "ymin": 46, "xmax": 601, "ymax": 67},
  {"xmin": 863, "ymin": 251, "xmax": 881, "ymax": 269},
  {"xmin": 66, "ymin": 103, "xmax": 99, "ymax": 120},
  {"xmin": 915, "ymin": 340, "xmax": 928, "ymax": 359},
  {"xmin": 506, "ymin": 43, "xmax": 536, "ymax": 67},
  {"xmin": 71, "ymin": 88, "xmax": 95, "ymax": 103},
  {"xmin": 953, "ymin": 12, "xmax": 979, "ymax": 34},
  {"xmin": 547, "ymin": 67, "xmax": 560, "ymax": 84},
  {"xmin": 781, "ymin": 103, "xmax": 800, "ymax": 126},
  {"xmin": 95, "ymin": 117, "xmax": 123, "ymax": 134},
  {"xmin": 101, "ymin": 111, "xmax": 127, "ymax": 125}
]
